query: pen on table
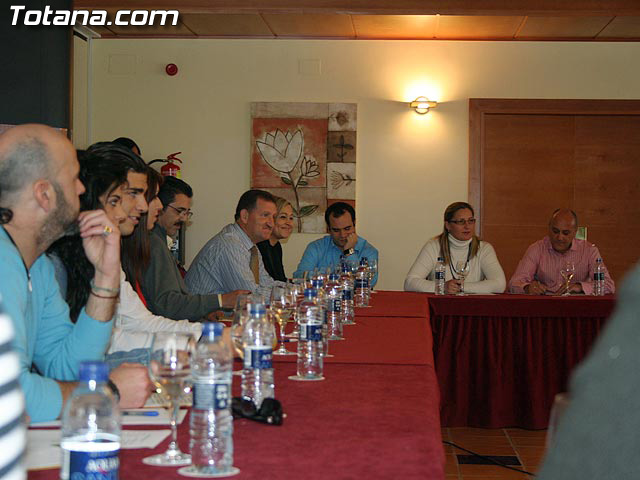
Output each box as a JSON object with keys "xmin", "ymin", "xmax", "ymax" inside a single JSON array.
[{"xmin": 123, "ymin": 410, "xmax": 159, "ymax": 417}]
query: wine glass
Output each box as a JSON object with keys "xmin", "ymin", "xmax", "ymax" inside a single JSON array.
[
  {"xmin": 333, "ymin": 262, "xmax": 342, "ymax": 275},
  {"xmin": 271, "ymin": 285, "xmax": 296, "ymax": 356},
  {"xmin": 230, "ymin": 294, "xmax": 250, "ymax": 373},
  {"xmin": 455, "ymin": 260, "xmax": 470, "ymax": 296},
  {"xmin": 560, "ymin": 262, "xmax": 575, "ymax": 296},
  {"xmin": 143, "ymin": 332, "xmax": 196, "ymax": 466},
  {"xmin": 286, "ymin": 279, "xmax": 304, "ymax": 339},
  {"xmin": 367, "ymin": 259, "xmax": 378, "ymax": 295},
  {"xmin": 303, "ymin": 271, "xmax": 314, "ymax": 289}
]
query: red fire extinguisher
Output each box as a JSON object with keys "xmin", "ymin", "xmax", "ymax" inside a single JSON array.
[{"xmin": 149, "ymin": 152, "xmax": 183, "ymax": 178}]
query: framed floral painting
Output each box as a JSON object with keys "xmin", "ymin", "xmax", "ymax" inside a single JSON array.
[{"xmin": 250, "ymin": 102, "xmax": 357, "ymax": 233}]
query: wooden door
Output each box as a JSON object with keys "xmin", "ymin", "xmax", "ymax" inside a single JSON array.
[{"xmin": 470, "ymin": 99, "xmax": 640, "ymax": 285}]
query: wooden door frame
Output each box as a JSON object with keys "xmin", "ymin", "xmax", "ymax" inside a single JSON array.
[{"xmin": 469, "ymin": 98, "xmax": 640, "ymax": 235}]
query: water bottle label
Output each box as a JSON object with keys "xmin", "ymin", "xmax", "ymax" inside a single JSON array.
[
  {"xmin": 435, "ymin": 271, "xmax": 445, "ymax": 280},
  {"xmin": 329, "ymin": 298, "xmax": 341, "ymax": 313},
  {"xmin": 342, "ymin": 289, "xmax": 353, "ymax": 300},
  {"xmin": 65, "ymin": 449, "xmax": 119, "ymax": 480},
  {"xmin": 193, "ymin": 382, "xmax": 231, "ymax": 410},
  {"xmin": 300, "ymin": 324, "xmax": 323, "ymax": 341},
  {"xmin": 243, "ymin": 347, "xmax": 272, "ymax": 369},
  {"xmin": 214, "ymin": 383, "xmax": 231, "ymax": 410},
  {"xmin": 355, "ymin": 279, "xmax": 369, "ymax": 289}
]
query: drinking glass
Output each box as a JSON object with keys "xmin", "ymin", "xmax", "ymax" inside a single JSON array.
[
  {"xmin": 230, "ymin": 294, "xmax": 250, "ymax": 370},
  {"xmin": 560, "ymin": 262, "xmax": 575, "ymax": 296},
  {"xmin": 143, "ymin": 332, "xmax": 196, "ymax": 466},
  {"xmin": 333, "ymin": 262, "xmax": 342, "ymax": 275},
  {"xmin": 455, "ymin": 261, "xmax": 470, "ymax": 296},
  {"xmin": 303, "ymin": 271, "xmax": 314, "ymax": 289},
  {"xmin": 368, "ymin": 259, "xmax": 378, "ymax": 295},
  {"xmin": 271, "ymin": 285, "xmax": 295, "ymax": 356},
  {"xmin": 286, "ymin": 279, "xmax": 304, "ymax": 339}
]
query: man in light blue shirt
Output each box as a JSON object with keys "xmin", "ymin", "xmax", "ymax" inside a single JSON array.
[
  {"xmin": 293, "ymin": 202, "xmax": 379, "ymax": 286},
  {"xmin": 0, "ymin": 124, "xmax": 149, "ymax": 422},
  {"xmin": 186, "ymin": 189, "xmax": 284, "ymax": 300}
]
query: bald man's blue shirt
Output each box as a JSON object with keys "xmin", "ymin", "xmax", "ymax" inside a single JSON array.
[{"xmin": 0, "ymin": 227, "xmax": 113, "ymax": 422}]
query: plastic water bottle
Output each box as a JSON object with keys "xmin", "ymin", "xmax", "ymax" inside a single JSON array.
[
  {"xmin": 325, "ymin": 274, "xmax": 343, "ymax": 340},
  {"xmin": 594, "ymin": 258, "xmax": 605, "ymax": 296},
  {"xmin": 435, "ymin": 256, "xmax": 446, "ymax": 295},
  {"xmin": 354, "ymin": 258, "xmax": 370, "ymax": 307},
  {"xmin": 190, "ymin": 322, "xmax": 234, "ymax": 474},
  {"xmin": 311, "ymin": 278, "xmax": 330, "ymax": 341},
  {"xmin": 60, "ymin": 361, "xmax": 120, "ymax": 480},
  {"xmin": 311, "ymin": 275, "xmax": 326, "ymax": 291},
  {"xmin": 340, "ymin": 264, "xmax": 355, "ymax": 325},
  {"xmin": 309, "ymin": 289, "xmax": 329, "ymax": 357},
  {"xmin": 296, "ymin": 305, "xmax": 324, "ymax": 379},
  {"xmin": 241, "ymin": 303, "xmax": 275, "ymax": 408},
  {"xmin": 296, "ymin": 289, "xmax": 326, "ymax": 354}
]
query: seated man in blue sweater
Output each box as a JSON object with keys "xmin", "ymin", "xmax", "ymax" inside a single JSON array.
[
  {"xmin": 0, "ymin": 124, "xmax": 150, "ymax": 422},
  {"xmin": 293, "ymin": 202, "xmax": 379, "ymax": 286}
]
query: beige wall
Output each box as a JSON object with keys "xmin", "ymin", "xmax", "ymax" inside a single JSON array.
[{"xmin": 85, "ymin": 39, "xmax": 640, "ymax": 290}]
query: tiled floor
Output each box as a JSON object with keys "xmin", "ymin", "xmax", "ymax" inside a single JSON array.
[{"xmin": 442, "ymin": 427, "xmax": 547, "ymax": 479}]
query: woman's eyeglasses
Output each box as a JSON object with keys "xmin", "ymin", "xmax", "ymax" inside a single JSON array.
[{"xmin": 448, "ymin": 218, "xmax": 476, "ymax": 226}]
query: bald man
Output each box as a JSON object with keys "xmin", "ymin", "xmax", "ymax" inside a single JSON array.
[
  {"xmin": 0, "ymin": 124, "xmax": 150, "ymax": 422},
  {"xmin": 509, "ymin": 209, "xmax": 615, "ymax": 295}
]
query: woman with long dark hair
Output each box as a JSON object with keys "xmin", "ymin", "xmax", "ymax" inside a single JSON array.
[
  {"xmin": 48, "ymin": 149, "xmax": 128, "ymax": 322},
  {"xmin": 121, "ymin": 167, "xmax": 164, "ymax": 304},
  {"xmin": 48, "ymin": 145, "xmax": 200, "ymax": 365},
  {"xmin": 404, "ymin": 202, "xmax": 506, "ymax": 294}
]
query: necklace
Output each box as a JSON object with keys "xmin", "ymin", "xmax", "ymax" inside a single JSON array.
[
  {"xmin": 1, "ymin": 226, "xmax": 32, "ymax": 292},
  {"xmin": 448, "ymin": 243, "xmax": 472, "ymax": 280}
]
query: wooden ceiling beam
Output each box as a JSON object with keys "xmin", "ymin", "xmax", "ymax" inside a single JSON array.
[{"xmin": 72, "ymin": 0, "xmax": 640, "ymax": 16}]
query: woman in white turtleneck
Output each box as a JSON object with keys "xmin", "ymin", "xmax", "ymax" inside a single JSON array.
[{"xmin": 404, "ymin": 202, "xmax": 506, "ymax": 294}]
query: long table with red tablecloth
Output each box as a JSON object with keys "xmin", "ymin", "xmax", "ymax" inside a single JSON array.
[{"xmin": 28, "ymin": 291, "xmax": 445, "ymax": 480}]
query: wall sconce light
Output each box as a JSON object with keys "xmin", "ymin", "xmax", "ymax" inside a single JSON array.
[{"xmin": 409, "ymin": 96, "xmax": 437, "ymax": 114}]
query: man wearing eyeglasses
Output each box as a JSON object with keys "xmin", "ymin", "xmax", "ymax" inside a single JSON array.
[
  {"xmin": 508, "ymin": 209, "xmax": 615, "ymax": 295},
  {"xmin": 141, "ymin": 176, "xmax": 246, "ymax": 321}
]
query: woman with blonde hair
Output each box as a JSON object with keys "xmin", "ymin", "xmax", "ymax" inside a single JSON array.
[
  {"xmin": 404, "ymin": 202, "xmax": 506, "ymax": 294},
  {"xmin": 258, "ymin": 196, "xmax": 294, "ymax": 281}
]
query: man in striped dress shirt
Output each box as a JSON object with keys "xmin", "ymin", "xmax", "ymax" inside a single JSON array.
[
  {"xmin": 186, "ymin": 189, "xmax": 285, "ymax": 300},
  {"xmin": 509, "ymin": 209, "xmax": 615, "ymax": 295}
]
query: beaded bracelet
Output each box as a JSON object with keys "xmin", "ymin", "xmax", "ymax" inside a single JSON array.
[{"xmin": 90, "ymin": 279, "xmax": 120, "ymax": 295}]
